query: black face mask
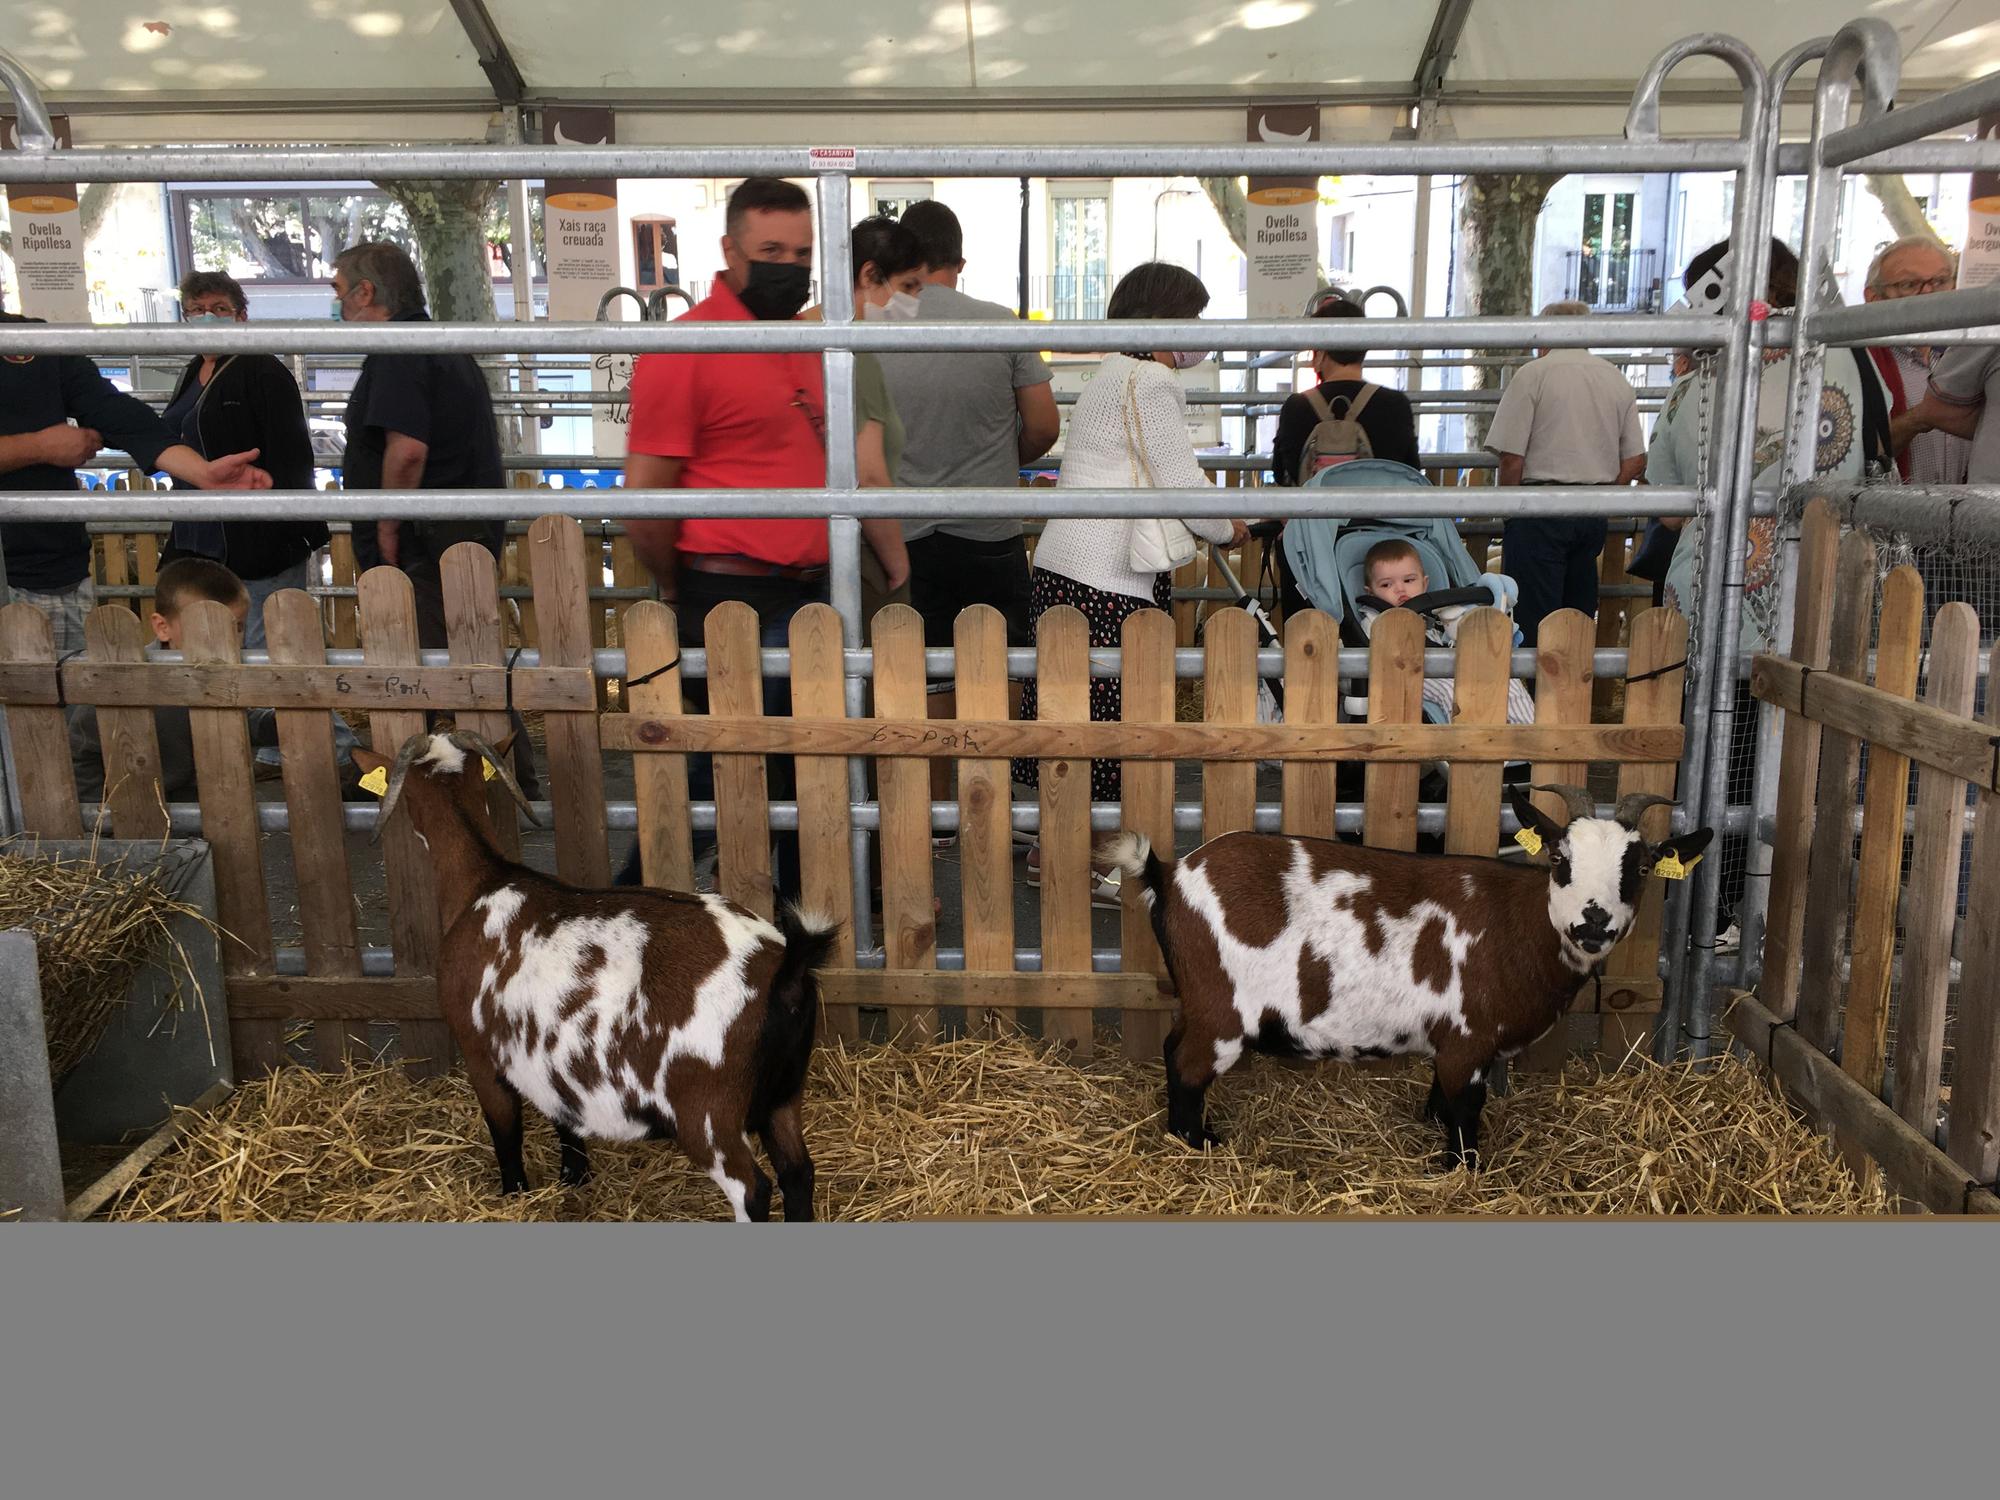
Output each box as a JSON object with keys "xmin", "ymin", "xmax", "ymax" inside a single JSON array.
[{"xmin": 737, "ymin": 258, "xmax": 812, "ymax": 320}]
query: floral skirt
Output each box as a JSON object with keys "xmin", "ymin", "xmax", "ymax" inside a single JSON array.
[{"xmin": 1012, "ymin": 568, "xmax": 1174, "ymax": 804}]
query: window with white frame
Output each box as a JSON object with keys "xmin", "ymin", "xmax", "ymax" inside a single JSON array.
[{"xmin": 1048, "ymin": 181, "xmax": 1111, "ymax": 320}]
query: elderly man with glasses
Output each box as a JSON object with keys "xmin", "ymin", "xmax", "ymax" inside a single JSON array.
[{"xmin": 1863, "ymin": 235, "xmax": 1971, "ymax": 484}]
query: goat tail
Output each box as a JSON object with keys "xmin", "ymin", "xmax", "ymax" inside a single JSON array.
[
  {"xmin": 749, "ymin": 903, "xmax": 841, "ymax": 1129},
  {"xmin": 1097, "ymin": 831, "xmax": 1172, "ymax": 912}
]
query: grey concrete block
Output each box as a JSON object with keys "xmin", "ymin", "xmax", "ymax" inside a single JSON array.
[{"xmin": 0, "ymin": 931, "xmax": 64, "ymax": 1222}]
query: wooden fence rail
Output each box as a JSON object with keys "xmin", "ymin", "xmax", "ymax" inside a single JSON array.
[
  {"xmin": 8, "ymin": 514, "xmax": 1688, "ymax": 1081},
  {"xmin": 1739, "ymin": 497, "xmax": 2000, "ymax": 1214}
]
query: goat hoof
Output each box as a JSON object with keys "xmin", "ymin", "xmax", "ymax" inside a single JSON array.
[
  {"xmin": 1170, "ymin": 1124, "xmax": 1223, "ymax": 1151},
  {"xmin": 499, "ymin": 1177, "xmax": 530, "ymax": 1196},
  {"xmin": 1431, "ymin": 1148, "xmax": 1479, "ymax": 1175},
  {"xmin": 559, "ymin": 1165, "xmax": 592, "ymax": 1189}
]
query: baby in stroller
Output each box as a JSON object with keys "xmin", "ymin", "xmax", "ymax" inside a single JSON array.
[{"xmin": 1357, "ymin": 538, "xmax": 1537, "ymax": 727}]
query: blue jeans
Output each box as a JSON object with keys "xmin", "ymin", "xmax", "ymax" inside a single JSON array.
[{"xmin": 614, "ymin": 568, "xmax": 824, "ymax": 896}]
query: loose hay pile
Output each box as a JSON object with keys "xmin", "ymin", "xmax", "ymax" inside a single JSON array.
[
  {"xmin": 0, "ymin": 844, "xmax": 210, "ymax": 1084},
  {"xmin": 104, "ymin": 1034, "xmax": 1888, "ymax": 1219}
]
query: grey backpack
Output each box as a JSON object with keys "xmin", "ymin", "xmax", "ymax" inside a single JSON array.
[{"xmin": 1298, "ymin": 383, "xmax": 1378, "ymax": 478}]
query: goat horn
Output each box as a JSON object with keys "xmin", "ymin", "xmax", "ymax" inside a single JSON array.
[
  {"xmin": 370, "ymin": 735, "xmax": 429, "ymax": 844},
  {"xmin": 1528, "ymin": 783, "xmax": 1597, "ymax": 823},
  {"xmin": 1612, "ymin": 792, "xmax": 1676, "ymax": 830},
  {"xmin": 450, "ymin": 731, "xmax": 543, "ymax": 829}
]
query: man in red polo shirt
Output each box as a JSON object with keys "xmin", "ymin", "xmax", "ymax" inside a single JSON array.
[{"xmin": 625, "ymin": 176, "xmax": 896, "ymax": 899}]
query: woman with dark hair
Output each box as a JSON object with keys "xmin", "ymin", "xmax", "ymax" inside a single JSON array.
[
  {"xmin": 1644, "ymin": 236, "xmax": 1885, "ymax": 936},
  {"xmin": 1013, "ymin": 261, "xmax": 1247, "ymax": 904},
  {"xmin": 1644, "ymin": 237, "xmax": 1880, "ymax": 652},
  {"xmin": 159, "ymin": 270, "xmax": 325, "ymax": 650},
  {"xmin": 803, "ymin": 214, "xmax": 918, "ymax": 618}
]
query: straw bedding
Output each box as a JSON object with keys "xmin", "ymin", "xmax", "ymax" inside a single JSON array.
[
  {"xmin": 103, "ymin": 1033, "xmax": 1887, "ymax": 1220},
  {"xmin": 0, "ymin": 845, "xmax": 208, "ymax": 1085}
]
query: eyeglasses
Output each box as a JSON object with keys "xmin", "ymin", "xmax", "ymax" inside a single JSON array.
[
  {"xmin": 182, "ymin": 303, "xmax": 239, "ymax": 320},
  {"xmin": 1873, "ymin": 274, "xmax": 1954, "ymax": 297}
]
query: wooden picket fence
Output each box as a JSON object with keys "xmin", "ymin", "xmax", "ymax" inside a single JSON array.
[
  {"xmin": 5, "ymin": 512, "xmax": 1689, "ymax": 1078},
  {"xmin": 1734, "ymin": 498, "xmax": 2000, "ymax": 1214}
]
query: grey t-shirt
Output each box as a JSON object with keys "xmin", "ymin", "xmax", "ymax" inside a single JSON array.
[
  {"xmin": 878, "ymin": 282, "xmax": 1053, "ymax": 542},
  {"xmin": 1927, "ymin": 345, "xmax": 2000, "ymax": 482}
]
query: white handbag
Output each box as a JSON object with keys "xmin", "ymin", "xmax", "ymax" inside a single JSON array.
[{"xmin": 1120, "ymin": 366, "xmax": 1198, "ymax": 574}]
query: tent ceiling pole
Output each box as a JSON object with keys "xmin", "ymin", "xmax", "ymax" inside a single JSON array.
[
  {"xmin": 1413, "ymin": 0, "xmax": 1476, "ymax": 103},
  {"xmin": 448, "ymin": 0, "xmax": 528, "ymax": 107}
]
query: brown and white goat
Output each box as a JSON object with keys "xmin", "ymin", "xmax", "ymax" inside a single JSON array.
[
  {"xmin": 352, "ymin": 731, "xmax": 839, "ymax": 1220},
  {"xmin": 1101, "ymin": 784, "xmax": 1712, "ymax": 1169}
]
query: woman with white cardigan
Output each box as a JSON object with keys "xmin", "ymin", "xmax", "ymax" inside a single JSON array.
[{"xmin": 1016, "ymin": 262, "xmax": 1247, "ymax": 903}]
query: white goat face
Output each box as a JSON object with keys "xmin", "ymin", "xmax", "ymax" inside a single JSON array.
[{"xmin": 1545, "ymin": 820, "xmax": 1649, "ymax": 968}]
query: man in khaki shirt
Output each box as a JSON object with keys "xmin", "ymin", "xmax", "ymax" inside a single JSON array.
[{"xmin": 1486, "ymin": 301, "xmax": 1646, "ymax": 643}]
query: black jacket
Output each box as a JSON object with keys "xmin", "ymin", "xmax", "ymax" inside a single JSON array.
[
  {"xmin": 1271, "ymin": 379, "xmax": 1422, "ymax": 485},
  {"xmin": 157, "ymin": 352, "xmax": 327, "ymax": 581},
  {"xmin": 0, "ymin": 312, "xmax": 175, "ymax": 592}
]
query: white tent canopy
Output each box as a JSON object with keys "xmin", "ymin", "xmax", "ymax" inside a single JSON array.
[{"xmin": 6, "ymin": 2, "xmax": 1998, "ymax": 144}]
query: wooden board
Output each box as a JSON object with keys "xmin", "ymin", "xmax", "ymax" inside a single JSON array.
[
  {"xmin": 873, "ymin": 605, "xmax": 938, "ymax": 1045},
  {"xmin": 1279, "ymin": 609, "xmax": 1339, "ymax": 842},
  {"xmin": 702, "ymin": 600, "xmax": 773, "ymax": 918},
  {"xmin": 1524, "ymin": 608, "xmax": 1597, "ymax": 1069},
  {"xmin": 786, "ymin": 604, "xmax": 856, "ymax": 1043},
  {"xmin": 51, "ymin": 662, "xmax": 595, "ymax": 711},
  {"xmin": 440, "ymin": 542, "xmax": 523, "ymax": 864},
  {"xmin": 1363, "ymin": 607, "xmax": 1424, "ymax": 850},
  {"xmin": 1892, "ymin": 602, "xmax": 1979, "ymax": 1139},
  {"xmin": 1599, "ymin": 608, "xmax": 1689, "ymax": 1059},
  {"xmin": 265, "ymin": 587, "xmax": 366, "ymax": 1068},
  {"xmin": 1201, "ymin": 606, "xmax": 1258, "ymax": 843},
  {"xmin": 599, "ymin": 713, "xmax": 1682, "ymax": 764},
  {"xmin": 1794, "ymin": 533, "xmax": 1878, "ymax": 1055},
  {"xmin": 229, "ymin": 976, "xmax": 439, "ymax": 1020},
  {"xmin": 821, "ymin": 969, "xmax": 1166, "ymax": 1012},
  {"xmin": 357, "ymin": 566, "xmax": 448, "ymax": 1078},
  {"xmin": 1724, "ymin": 991, "xmax": 2000, "ymax": 1216},
  {"xmin": 135, "ymin": 533, "xmax": 159, "ymax": 625},
  {"xmin": 1947, "ymin": 664, "xmax": 2000, "ymax": 1188},
  {"xmin": 625, "ymin": 601, "xmax": 696, "ymax": 893},
  {"xmin": 1442, "ymin": 608, "xmax": 1509, "ymax": 858},
  {"xmin": 1836, "ymin": 565, "xmax": 1923, "ymax": 1184},
  {"xmin": 1750, "ymin": 654, "xmax": 2000, "ymax": 793},
  {"xmin": 82, "ymin": 605, "xmax": 168, "ymax": 841},
  {"xmin": 527, "ymin": 514, "xmax": 611, "ymax": 887},
  {"xmin": 1036, "ymin": 606, "xmax": 1093, "ymax": 1057},
  {"xmin": 328, "ymin": 527, "xmax": 358, "ymax": 648},
  {"xmin": 1759, "ymin": 499, "xmax": 1842, "ymax": 1024},
  {"xmin": 954, "ymin": 605, "xmax": 1016, "ymax": 1038},
  {"xmin": 180, "ymin": 599, "xmax": 279, "ymax": 1078},
  {"xmin": 1119, "ymin": 607, "xmax": 1177, "ymax": 1059},
  {"xmin": 0, "ymin": 604, "xmax": 83, "ymax": 837}
]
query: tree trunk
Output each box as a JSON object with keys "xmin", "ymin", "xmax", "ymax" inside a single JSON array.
[
  {"xmin": 1199, "ymin": 177, "xmax": 1249, "ymax": 256},
  {"xmin": 1863, "ymin": 174, "xmax": 1943, "ymax": 248},
  {"xmin": 375, "ymin": 179, "xmax": 520, "ymax": 452},
  {"xmin": 378, "ymin": 179, "xmax": 499, "ymax": 323},
  {"xmin": 1453, "ymin": 172, "xmax": 1563, "ymax": 447}
]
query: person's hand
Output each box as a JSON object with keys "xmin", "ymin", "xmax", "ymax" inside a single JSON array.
[
  {"xmin": 36, "ymin": 424, "xmax": 102, "ymax": 468},
  {"xmin": 883, "ymin": 556, "xmax": 911, "ymax": 591},
  {"xmin": 1228, "ymin": 519, "xmax": 1250, "ymax": 546},
  {"xmin": 377, "ymin": 520, "xmax": 402, "ymax": 567},
  {"xmin": 205, "ymin": 448, "xmax": 272, "ymax": 489}
]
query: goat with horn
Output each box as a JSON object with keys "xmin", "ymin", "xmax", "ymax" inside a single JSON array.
[
  {"xmin": 1100, "ymin": 782, "xmax": 1711, "ymax": 1171},
  {"xmin": 354, "ymin": 730, "xmax": 840, "ymax": 1220}
]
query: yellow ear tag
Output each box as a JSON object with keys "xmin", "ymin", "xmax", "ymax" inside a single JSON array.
[
  {"xmin": 1513, "ymin": 827, "xmax": 1544, "ymax": 857},
  {"xmin": 1653, "ymin": 851, "xmax": 1702, "ymax": 880},
  {"xmin": 358, "ymin": 766, "xmax": 389, "ymax": 797},
  {"xmin": 482, "ymin": 760, "xmax": 498, "ymax": 782}
]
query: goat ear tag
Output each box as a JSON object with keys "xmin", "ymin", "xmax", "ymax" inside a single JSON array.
[
  {"xmin": 482, "ymin": 760, "xmax": 497, "ymax": 782},
  {"xmin": 358, "ymin": 766, "xmax": 389, "ymax": 797},
  {"xmin": 1513, "ymin": 827, "xmax": 1544, "ymax": 857},
  {"xmin": 1653, "ymin": 852, "xmax": 1701, "ymax": 880}
]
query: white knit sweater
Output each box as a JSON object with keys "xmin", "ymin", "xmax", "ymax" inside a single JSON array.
[{"xmin": 1032, "ymin": 353, "xmax": 1234, "ymax": 600}]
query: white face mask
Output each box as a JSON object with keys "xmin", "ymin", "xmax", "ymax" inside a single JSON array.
[
  {"xmin": 1169, "ymin": 350, "xmax": 1210, "ymax": 370},
  {"xmin": 862, "ymin": 290, "xmax": 923, "ymax": 321}
]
